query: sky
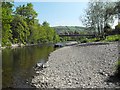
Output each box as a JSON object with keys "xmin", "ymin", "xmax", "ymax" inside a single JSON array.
[
  {"xmin": 14, "ymin": 1, "xmax": 118, "ymax": 28},
  {"xmin": 14, "ymin": 2, "xmax": 88, "ymax": 27}
]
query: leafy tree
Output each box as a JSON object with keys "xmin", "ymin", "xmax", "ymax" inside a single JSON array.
[
  {"xmin": 82, "ymin": 0, "xmax": 115, "ymax": 37},
  {"xmin": 114, "ymin": 1, "xmax": 120, "ymax": 24},
  {"xmin": 27, "ymin": 19, "xmax": 39, "ymax": 43},
  {"xmin": 2, "ymin": 2, "xmax": 60, "ymax": 46},
  {"xmin": 11, "ymin": 15, "xmax": 30, "ymax": 44},
  {"xmin": 104, "ymin": 24, "xmax": 112, "ymax": 35},
  {"xmin": 2, "ymin": 2, "xmax": 13, "ymax": 46},
  {"xmin": 42, "ymin": 21, "xmax": 49, "ymax": 27},
  {"xmin": 42, "ymin": 21, "xmax": 55, "ymax": 43},
  {"xmin": 115, "ymin": 23, "xmax": 120, "ymax": 34},
  {"xmin": 15, "ymin": 3, "xmax": 38, "ymax": 43},
  {"xmin": 38, "ymin": 26, "xmax": 47, "ymax": 43},
  {"xmin": 15, "ymin": 3, "xmax": 37, "ymax": 21}
]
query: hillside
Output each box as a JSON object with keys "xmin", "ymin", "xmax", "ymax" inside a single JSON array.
[{"xmin": 53, "ymin": 26, "xmax": 87, "ymax": 34}]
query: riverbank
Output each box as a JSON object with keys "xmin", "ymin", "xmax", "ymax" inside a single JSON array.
[
  {"xmin": 1, "ymin": 43, "xmax": 47, "ymax": 50},
  {"xmin": 31, "ymin": 41, "xmax": 120, "ymax": 88},
  {"xmin": 1, "ymin": 41, "xmax": 78, "ymax": 50}
]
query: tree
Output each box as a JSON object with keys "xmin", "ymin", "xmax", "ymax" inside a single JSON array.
[
  {"xmin": 2, "ymin": 2, "xmax": 60, "ymax": 46},
  {"xmin": 82, "ymin": 0, "xmax": 115, "ymax": 37},
  {"xmin": 115, "ymin": 23, "xmax": 120, "ymax": 34},
  {"xmin": 2, "ymin": 2, "xmax": 13, "ymax": 46},
  {"xmin": 15, "ymin": 3, "xmax": 37, "ymax": 21},
  {"xmin": 114, "ymin": 1, "xmax": 120, "ymax": 24},
  {"xmin": 104, "ymin": 24, "xmax": 112, "ymax": 35},
  {"xmin": 42, "ymin": 21, "xmax": 49, "ymax": 27},
  {"xmin": 11, "ymin": 15, "xmax": 30, "ymax": 44},
  {"xmin": 42, "ymin": 22, "xmax": 54, "ymax": 43},
  {"xmin": 15, "ymin": 3, "xmax": 38, "ymax": 44}
]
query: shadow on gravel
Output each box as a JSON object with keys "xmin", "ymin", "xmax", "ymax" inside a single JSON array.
[
  {"xmin": 105, "ymin": 70, "xmax": 120, "ymax": 86},
  {"xmin": 105, "ymin": 41, "xmax": 120, "ymax": 87},
  {"xmin": 78, "ymin": 42, "xmax": 110, "ymax": 46}
]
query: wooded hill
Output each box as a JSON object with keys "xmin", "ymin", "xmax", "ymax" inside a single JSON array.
[{"xmin": 53, "ymin": 26, "xmax": 89, "ymax": 35}]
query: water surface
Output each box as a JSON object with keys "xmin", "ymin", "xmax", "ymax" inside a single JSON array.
[{"xmin": 2, "ymin": 45, "xmax": 55, "ymax": 88}]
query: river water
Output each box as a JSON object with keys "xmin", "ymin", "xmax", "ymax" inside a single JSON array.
[{"xmin": 2, "ymin": 45, "xmax": 55, "ymax": 88}]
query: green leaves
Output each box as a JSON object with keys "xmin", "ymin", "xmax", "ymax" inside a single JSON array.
[
  {"xmin": 2, "ymin": 2, "xmax": 13, "ymax": 46},
  {"xmin": 83, "ymin": 1, "xmax": 115, "ymax": 36},
  {"xmin": 11, "ymin": 15, "xmax": 30, "ymax": 44},
  {"xmin": 2, "ymin": 2, "xmax": 60, "ymax": 46},
  {"xmin": 15, "ymin": 3, "xmax": 37, "ymax": 20}
]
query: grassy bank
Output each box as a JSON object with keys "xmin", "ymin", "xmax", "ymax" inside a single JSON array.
[
  {"xmin": 104, "ymin": 35, "xmax": 120, "ymax": 42},
  {"xmin": 79, "ymin": 34, "xmax": 120, "ymax": 43},
  {"xmin": 116, "ymin": 60, "xmax": 120, "ymax": 77}
]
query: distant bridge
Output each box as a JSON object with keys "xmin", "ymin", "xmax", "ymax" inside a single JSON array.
[{"xmin": 59, "ymin": 34, "xmax": 96, "ymax": 37}]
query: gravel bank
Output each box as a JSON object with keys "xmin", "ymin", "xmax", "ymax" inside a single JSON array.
[{"xmin": 31, "ymin": 42, "xmax": 120, "ymax": 88}]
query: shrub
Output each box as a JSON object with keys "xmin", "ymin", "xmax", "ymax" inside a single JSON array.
[
  {"xmin": 116, "ymin": 60, "xmax": 120, "ymax": 76},
  {"xmin": 81, "ymin": 39, "xmax": 87, "ymax": 43},
  {"xmin": 115, "ymin": 23, "xmax": 120, "ymax": 34},
  {"xmin": 87, "ymin": 38, "xmax": 101, "ymax": 42},
  {"xmin": 6, "ymin": 42, "xmax": 12, "ymax": 47},
  {"xmin": 105, "ymin": 35, "xmax": 120, "ymax": 42},
  {"xmin": 104, "ymin": 24, "xmax": 112, "ymax": 35},
  {"xmin": 80, "ymin": 38, "xmax": 88, "ymax": 43}
]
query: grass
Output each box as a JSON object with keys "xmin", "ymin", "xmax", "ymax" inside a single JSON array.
[
  {"xmin": 87, "ymin": 38, "xmax": 101, "ymax": 42},
  {"xmin": 117, "ymin": 60, "xmax": 120, "ymax": 75},
  {"xmin": 104, "ymin": 35, "xmax": 120, "ymax": 42},
  {"xmin": 85, "ymin": 34, "xmax": 120, "ymax": 43}
]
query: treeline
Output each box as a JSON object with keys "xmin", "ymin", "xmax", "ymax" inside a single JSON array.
[
  {"xmin": 2, "ymin": 2, "xmax": 60, "ymax": 46},
  {"xmin": 53, "ymin": 26, "xmax": 87, "ymax": 35},
  {"xmin": 82, "ymin": 0, "xmax": 120, "ymax": 38}
]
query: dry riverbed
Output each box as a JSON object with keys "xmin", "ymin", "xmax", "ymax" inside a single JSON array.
[{"xmin": 31, "ymin": 42, "xmax": 120, "ymax": 88}]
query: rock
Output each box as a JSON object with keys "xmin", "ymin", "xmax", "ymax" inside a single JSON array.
[
  {"xmin": 36, "ymin": 71, "xmax": 40, "ymax": 74},
  {"xmin": 36, "ymin": 63, "xmax": 43, "ymax": 68},
  {"xmin": 31, "ymin": 42, "xmax": 119, "ymax": 88}
]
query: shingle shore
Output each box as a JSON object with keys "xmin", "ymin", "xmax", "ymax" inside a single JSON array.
[{"xmin": 31, "ymin": 42, "xmax": 120, "ymax": 88}]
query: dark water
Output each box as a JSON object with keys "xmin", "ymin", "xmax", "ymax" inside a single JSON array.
[{"xmin": 2, "ymin": 45, "xmax": 55, "ymax": 88}]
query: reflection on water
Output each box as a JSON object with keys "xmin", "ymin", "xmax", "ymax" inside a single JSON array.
[
  {"xmin": 0, "ymin": 50, "xmax": 2, "ymax": 89},
  {"xmin": 2, "ymin": 45, "xmax": 54, "ymax": 88}
]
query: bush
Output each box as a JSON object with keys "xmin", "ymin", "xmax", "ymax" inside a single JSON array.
[
  {"xmin": 2, "ymin": 41, "xmax": 12, "ymax": 47},
  {"xmin": 6, "ymin": 42, "xmax": 12, "ymax": 47},
  {"xmin": 87, "ymin": 38, "xmax": 101, "ymax": 42},
  {"xmin": 80, "ymin": 38, "xmax": 88, "ymax": 43},
  {"xmin": 116, "ymin": 60, "xmax": 120, "ymax": 76},
  {"xmin": 105, "ymin": 35, "xmax": 120, "ymax": 42},
  {"xmin": 81, "ymin": 39, "xmax": 87, "ymax": 43},
  {"xmin": 115, "ymin": 23, "xmax": 120, "ymax": 34},
  {"xmin": 104, "ymin": 24, "xmax": 112, "ymax": 35}
]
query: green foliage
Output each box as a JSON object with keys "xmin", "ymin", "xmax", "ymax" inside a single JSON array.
[
  {"xmin": 42, "ymin": 21, "xmax": 49, "ymax": 27},
  {"xmin": 84, "ymin": 34, "xmax": 120, "ymax": 43},
  {"xmin": 53, "ymin": 34, "xmax": 60, "ymax": 43},
  {"xmin": 104, "ymin": 24, "xmax": 112, "ymax": 35},
  {"xmin": 115, "ymin": 23, "xmax": 120, "ymax": 34},
  {"xmin": 11, "ymin": 15, "xmax": 30, "ymax": 44},
  {"xmin": 80, "ymin": 38, "xmax": 88, "ymax": 43},
  {"xmin": 15, "ymin": 3, "xmax": 37, "ymax": 21},
  {"xmin": 87, "ymin": 37, "xmax": 101, "ymax": 42},
  {"xmin": 53, "ymin": 26, "xmax": 88, "ymax": 35},
  {"xmin": 2, "ymin": 2, "xmax": 60, "ymax": 46},
  {"xmin": 105, "ymin": 35, "xmax": 120, "ymax": 42},
  {"xmin": 116, "ymin": 60, "xmax": 120, "ymax": 76},
  {"xmin": 117, "ymin": 60, "xmax": 120, "ymax": 74},
  {"xmin": 2, "ymin": 2, "xmax": 13, "ymax": 46}
]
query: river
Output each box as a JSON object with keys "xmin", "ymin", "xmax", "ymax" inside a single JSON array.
[{"xmin": 2, "ymin": 44, "xmax": 55, "ymax": 88}]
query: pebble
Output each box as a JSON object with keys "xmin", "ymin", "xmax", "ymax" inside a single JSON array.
[{"xmin": 31, "ymin": 42, "xmax": 119, "ymax": 88}]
